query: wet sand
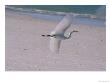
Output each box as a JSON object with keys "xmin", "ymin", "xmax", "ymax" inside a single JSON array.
[{"xmin": 5, "ymin": 10, "xmax": 106, "ymax": 71}]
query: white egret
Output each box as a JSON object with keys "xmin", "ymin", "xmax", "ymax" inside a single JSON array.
[{"xmin": 42, "ymin": 14, "xmax": 78, "ymax": 53}]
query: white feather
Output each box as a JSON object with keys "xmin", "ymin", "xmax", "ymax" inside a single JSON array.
[
  {"xmin": 51, "ymin": 14, "xmax": 73, "ymax": 35},
  {"xmin": 50, "ymin": 37, "xmax": 61, "ymax": 54},
  {"xmin": 50, "ymin": 14, "xmax": 73, "ymax": 53}
]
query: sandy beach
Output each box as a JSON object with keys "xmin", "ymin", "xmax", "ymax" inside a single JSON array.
[{"xmin": 5, "ymin": 10, "xmax": 106, "ymax": 71}]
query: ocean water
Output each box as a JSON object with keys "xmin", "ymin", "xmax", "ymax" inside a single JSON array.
[
  {"xmin": 5, "ymin": 5, "xmax": 106, "ymax": 27},
  {"xmin": 6, "ymin": 5, "xmax": 106, "ymax": 15},
  {"xmin": 6, "ymin": 5, "xmax": 102, "ymax": 14}
]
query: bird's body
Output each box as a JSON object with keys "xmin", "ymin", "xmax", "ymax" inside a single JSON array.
[{"xmin": 42, "ymin": 14, "xmax": 78, "ymax": 53}]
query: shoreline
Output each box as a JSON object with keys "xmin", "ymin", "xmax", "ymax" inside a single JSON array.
[{"xmin": 5, "ymin": 8, "xmax": 105, "ymax": 27}]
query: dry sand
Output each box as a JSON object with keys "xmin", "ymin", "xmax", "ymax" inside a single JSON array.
[{"xmin": 5, "ymin": 10, "xmax": 106, "ymax": 71}]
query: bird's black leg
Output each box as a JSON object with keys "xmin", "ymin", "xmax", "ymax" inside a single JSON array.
[
  {"xmin": 47, "ymin": 35, "xmax": 56, "ymax": 37},
  {"xmin": 47, "ymin": 35, "xmax": 51, "ymax": 36},
  {"xmin": 41, "ymin": 34, "xmax": 56, "ymax": 37},
  {"xmin": 41, "ymin": 35, "xmax": 46, "ymax": 36}
]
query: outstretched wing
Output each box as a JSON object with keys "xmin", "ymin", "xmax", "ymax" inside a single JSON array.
[
  {"xmin": 50, "ymin": 37, "xmax": 61, "ymax": 54},
  {"xmin": 51, "ymin": 14, "xmax": 73, "ymax": 35}
]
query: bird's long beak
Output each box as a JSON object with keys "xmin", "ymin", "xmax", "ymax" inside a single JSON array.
[{"xmin": 72, "ymin": 30, "xmax": 79, "ymax": 32}]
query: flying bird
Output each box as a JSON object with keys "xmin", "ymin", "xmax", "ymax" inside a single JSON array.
[{"xmin": 42, "ymin": 14, "xmax": 78, "ymax": 53}]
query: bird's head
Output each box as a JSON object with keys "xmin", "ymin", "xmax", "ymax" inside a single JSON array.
[{"xmin": 66, "ymin": 30, "xmax": 78, "ymax": 39}]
